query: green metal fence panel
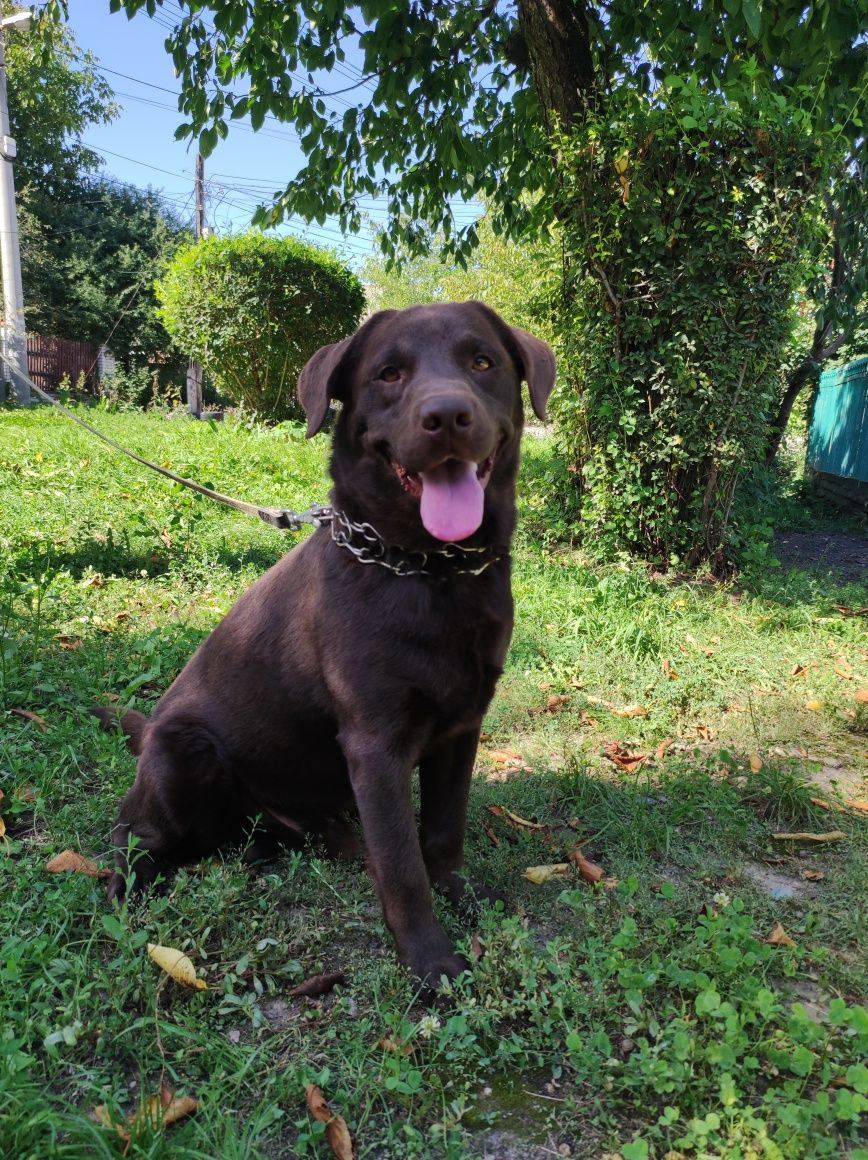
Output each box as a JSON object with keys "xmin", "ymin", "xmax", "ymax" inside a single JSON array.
[{"xmin": 807, "ymin": 357, "xmax": 868, "ymax": 483}]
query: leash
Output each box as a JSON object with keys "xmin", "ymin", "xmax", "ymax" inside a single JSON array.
[
  {"xmin": 3, "ymin": 356, "xmax": 506, "ymax": 577},
  {"xmin": 1, "ymin": 355, "xmax": 333, "ymax": 533}
]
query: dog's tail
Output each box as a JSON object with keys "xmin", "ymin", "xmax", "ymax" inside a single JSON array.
[{"xmin": 91, "ymin": 706, "xmax": 150, "ymax": 756}]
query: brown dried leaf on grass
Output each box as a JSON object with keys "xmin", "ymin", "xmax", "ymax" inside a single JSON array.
[
  {"xmin": 800, "ymin": 869, "xmax": 825, "ymax": 881},
  {"xmin": 856, "ymin": 688, "xmax": 868, "ymax": 703},
  {"xmin": 46, "ymin": 850, "xmax": 111, "ymax": 878},
  {"xmin": 486, "ymin": 804, "xmax": 545, "ymax": 830},
  {"xmin": 288, "ymin": 971, "xmax": 346, "ymax": 999},
  {"xmin": 378, "ymin": 1037, "xmax": 414, "ymax": 1056},
  {"xmin": 765, "ymin": 923, "xmax": 797, "ymax": 947},
  {"xmin": 528, "ymin": 694, "xmax": 571, "ymax": 715},
  {"xmin": 568, "ymin": 849, "xmax": 604, "ymax": 884},
  {"xmin": 603, "ymin": 741, "xmax": 648, "ymax": 772},
  {"xmin": 662, "ymin": 658, "xmax": 679, "ymax": 680},
  {"xmin": 93, "ymin": 1083, "xmax": 198, "ymax": 1144},
  {"xmin": 10, "ymin": 708, "xmax": 48, "ymax": 732},
  {"xmin": 749, "ymin": 753, "xmax": 763, "ymax": 773},
  {"xmin": 655, "ymin": 738, "xmax": 674, "ymax": 760},
  {"xmin": 305, "ymin": 1084, "xmax": 355, "ymax": 1160},
  {"xmin": 52, "ymin": 634, "xmax": 82, "ymax": 650},
  {"xmin": 695, "ymin": 724, "xmax": 713, "ymax": 741}
]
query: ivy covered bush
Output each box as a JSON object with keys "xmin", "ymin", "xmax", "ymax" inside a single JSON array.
[
  {"xmin": 156, "ymin": 233, "xmax": 365, "ymax": 423},
  {"xmin": 550, "ymin": 82, "xmax": 832, "ymax": 568}
]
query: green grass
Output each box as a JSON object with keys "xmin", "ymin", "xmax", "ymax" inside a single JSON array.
[{"xmin": 1, "ymin": 406, "xmax": 866, "ymax": 1159}]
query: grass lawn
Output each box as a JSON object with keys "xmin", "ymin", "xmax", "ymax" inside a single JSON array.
[{"xmin": 1, "ymin": 405, "xmax": 866, "ymax": 1159}]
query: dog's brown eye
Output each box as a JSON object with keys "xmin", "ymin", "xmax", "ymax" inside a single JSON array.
[
  {"xmin": 379, "ymin": 366, "xmax": 401, "ymax": 383},
  {"xmin": 472, "ymin": 355, "xmax": 493, "ymax": 371}
]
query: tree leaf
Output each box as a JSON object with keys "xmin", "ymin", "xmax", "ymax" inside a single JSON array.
[
  {"xmin": 749, "ymin": 753, "xmax": 763, "ymax": 772},
  {"xmin": 147, "ymin": 943, "xmax": 208, "ymax": 989},
  {"xmin": 305, "ymin": 1084, "xmax": 355, "ymax": 1160},
  {"xmin": 10, "ymin": 708, "xmax": 48, "ymax": 732},
  {"xmin": 46, "ymin": 849, "xmax": 110, "ymax": 878},
  {"xmin": 772, "ymin": 831, "xmax": 846, "ymax": 843},
  {"xmin": 568, "ymin": 850, "xmax": 604, "ymax": 883},
  {"xmin": 765, "ymin": 922, "xmax": 796, "ymax": 947},
  {"xmin": 523, "ymin": 863, "xmax": 571, "ymax": 884}
]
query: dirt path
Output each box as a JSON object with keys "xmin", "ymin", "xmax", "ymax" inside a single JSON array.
[{"xmin": 773, "ymin": 531, "xmax": 868, "ymax": 583}]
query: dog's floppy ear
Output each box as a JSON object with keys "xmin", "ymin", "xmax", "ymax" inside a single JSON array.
[
  {"xmin": 510, "ymin": 327, "xmax": 556, "ymax": 421},
  {"xmin": 297, "ymin": 334, "xmax": 355, "ymax": 438}
]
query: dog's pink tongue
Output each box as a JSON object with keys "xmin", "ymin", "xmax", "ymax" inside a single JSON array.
[{"xmin": 419, "ymin": 459, "xmax": 483, "ymax": 542}]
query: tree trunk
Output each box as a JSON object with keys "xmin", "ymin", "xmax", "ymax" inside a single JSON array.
[
  {"xmin": 765, "ymin": 362, "xmax": 816, "ymax": 465},
  {"xmin": 517, "ymin": 0, "xmax": 597, "ymax": 131}
]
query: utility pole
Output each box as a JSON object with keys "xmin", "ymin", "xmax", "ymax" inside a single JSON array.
[
  {"xmin": 0, "ymin": 10, "xmax": 31, "ymax": 406},
  {"xmin": 186, "ymin": 152, "xmax": 205, "ymax": 417}
]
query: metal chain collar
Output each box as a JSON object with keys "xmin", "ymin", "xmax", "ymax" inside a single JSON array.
[{"xmin": 330, "ymin": 508, "xmax": 504, "ymax": 578}]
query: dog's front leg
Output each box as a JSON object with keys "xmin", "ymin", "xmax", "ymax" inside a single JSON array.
[
  {"xmin": 419, "ymin": 729, "xmax": 502, "ymax": 911},
  {"xmin": 339, "ymin": 729, "xmax": 468, "ymax": 989}
]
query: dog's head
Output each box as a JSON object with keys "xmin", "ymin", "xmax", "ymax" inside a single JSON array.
[{"xmin": 297, "ymin": 301, "xmax": 556, "ymax": 546}]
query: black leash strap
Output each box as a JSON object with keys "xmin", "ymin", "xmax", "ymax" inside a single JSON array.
[{"xmin": 1, "ymin": 355, "xmax": 332, "ymax": 532}]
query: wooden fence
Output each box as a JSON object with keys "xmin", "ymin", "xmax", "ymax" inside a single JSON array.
[{"xmin": 26, "ymin": 335, "xmax": 100, "ymax": 394}]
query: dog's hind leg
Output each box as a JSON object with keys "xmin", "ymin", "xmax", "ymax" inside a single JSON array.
[{"xmin": 107, "ymin": 717, "xmax": 242, "ymax": 902}]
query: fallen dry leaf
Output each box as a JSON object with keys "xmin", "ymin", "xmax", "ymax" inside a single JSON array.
[
  {"xmin": 603, "ymin": 741, "xmax": 649, "ymax": 772},
  {"xmin": 856, "ymin": 688, "xmax": 868, "ymax": 704},
  {"xmin": 809, "ymin": 796, "xmax": 847, "ymax": 814},
  {"xmin": 611, "ymin": 704, "xmax": 649, "ymax": 718},
  {"xmin": 93, "ymin": 1084, "xmax": 198, "ymax": 1143},
  {"xmin": 569, "ymin": 676, "xmax": 585, "ymax": 689},
  {"xmin": 92, "ymin": 1104, "xmax": 130, "ymax": 1142},
  {"xmin": 0, "ymin": 815, "xmax": 6, "ymax": 841},
  {"xmin": 131, "ymin": 1086, "xmax": 198, "ymax": 1132},
  {"xmin": 52, "ymin": 634, "xmax": 82, "ymax": 650},
  {"xmin": 378, "ymin": 1037, "xmax": 413, "ymax": 1055},
  {"xmin": 147, "ymin": 943, "xmax": 208, "ymax": 990},
  {"xmin": 528, "ymin": 693, "xmax": 571, "ymax": 715},
  {"xmin": 749, "ymin": 753, "xmax": 763, "ymax": 773},
  {"xmin": 289, "ymin": 971, "xmax": 346, "ymax": 999},
  {"xmin": 805, "ymin": 700, "xmax": 824, "ymax": 712},
  {"xmin": 485, "ymin": 747, "xmax": 522, "ymax": 763},
  {"xmin": 9, "ymin": 708, "xmax": 48, "ymax": 732},
  {"xmin": 523, "ymin": 863, "xmax": 571, "ymax": 885},
  {"xmin": 845, "ymin": 799, "xmax": 868, "ymax": 813},
  {"xmin": 14, "ymin": 784, "xmax": 36, "ymax": 802},
  {"xmin": 662, "ymin": 658, "xmax": 679, "ymax": 680},
  {"xmin": 791, "ymin": 664, "xmax": 808, "ymax": 678},
  {"xmin": 800, "ymin": 869, "xmax": 825, "ymax": 881},
  {"xmin": 305, "ymin": 1084, "xmax": 355, "ymax": 1160},
  {"xmin": 81, "ymin": 575, "xmax": 105, "ymax": 589},
  {"xmin": 484, "ymin": 826, "xmax": 500, "ymax": 848},
  {"xmin": 45, "ymin": 849, "xmax": 110, "ymax": 878},
  {"xmin": 765, "ymin": 922, "xmax": 796, "ymax": 947},
  {"xmin": 487, "ymin": 804, "xmax": 545, "ymax": 830},
  {"xmin": 568, "ymin": 850, "xmax": 604, "ymax": 884},
  {"xmin": 772, "ymin": 831, "xmax": 846, "ymax": 843},
  {"xmin": 695, "ymin": 724, "xmax": 713, "ymax": 741},
  {"xmin": 655, "ymin": 738, "xmax": 674, "ymax": 760}
]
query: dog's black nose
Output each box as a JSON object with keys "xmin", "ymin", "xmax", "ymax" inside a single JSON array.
[{"xmin": 419, "ymin": 395, "xmax": 475, "ymax": 434}]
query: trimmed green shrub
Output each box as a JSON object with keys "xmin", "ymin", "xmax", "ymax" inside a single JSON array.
[{"xmin": 156, "ymin": 233, "xmax": 365, "ymax": 422}]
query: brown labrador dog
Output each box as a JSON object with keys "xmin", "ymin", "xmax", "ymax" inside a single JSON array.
[{"xmin": 99, "ymin": 301, "xmax": 555, "ymax": 988}]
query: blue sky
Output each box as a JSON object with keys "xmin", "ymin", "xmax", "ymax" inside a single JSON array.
[{"xmin": 63, "ymin": 0, "xmax": 385, "ymax": 265}]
